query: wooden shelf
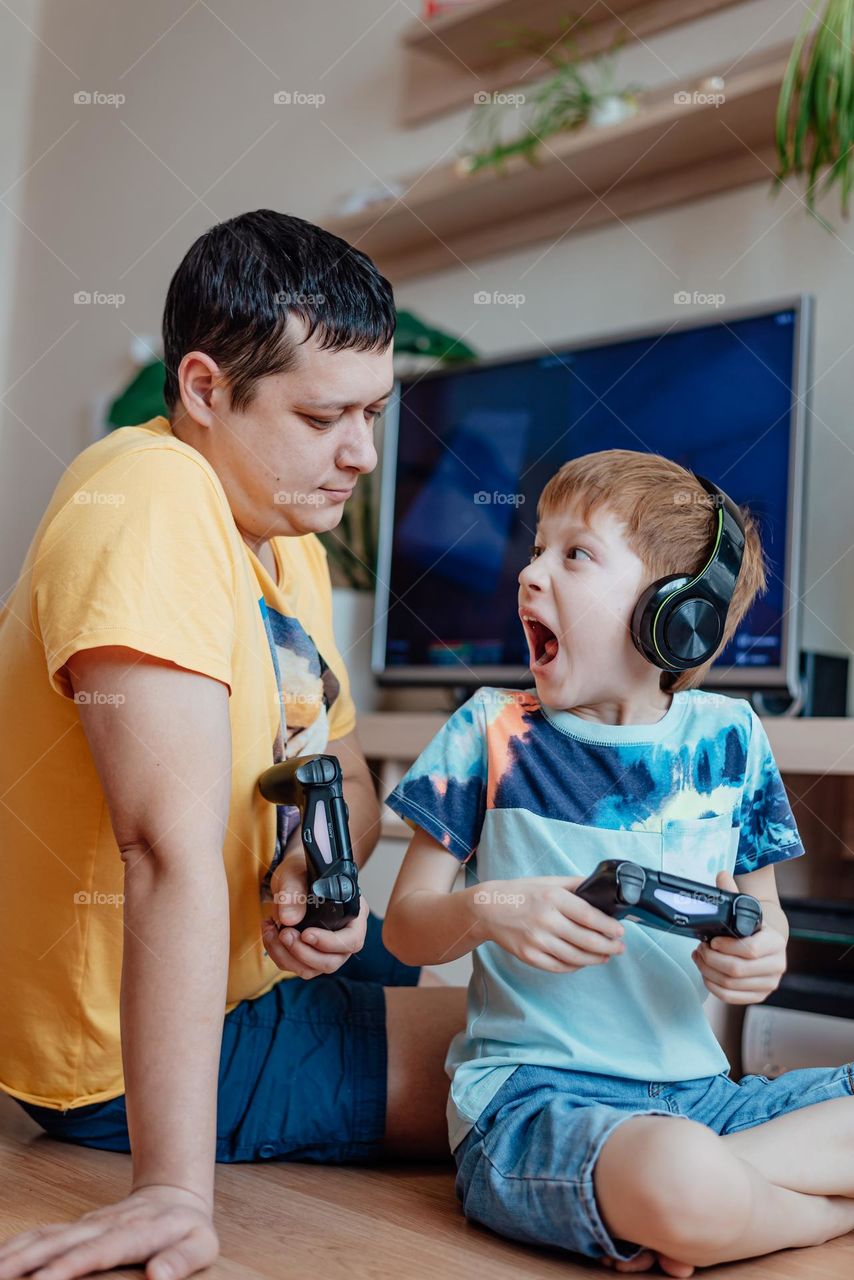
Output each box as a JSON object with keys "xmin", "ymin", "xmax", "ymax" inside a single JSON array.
[
  {"xmin": 360, "ymin": 710, "xmax": 854, "ymax": 778},
  {"xmin": 329, "ymin": 44, "xmax": 789, "ymax": 282},
  {"xmin": 400, "ymin": 0, "xmax": 748, "ymax": 125}
]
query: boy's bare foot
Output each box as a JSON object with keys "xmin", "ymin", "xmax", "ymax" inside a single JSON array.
[{"xmin": 600, "ymin": 1250, "xmax": 695, "ymax": 1276}]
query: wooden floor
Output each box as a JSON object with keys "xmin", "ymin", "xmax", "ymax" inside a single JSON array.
[{"xmin": 2, "ymin": 1092, "xmax": 854, "ymax": 1279}]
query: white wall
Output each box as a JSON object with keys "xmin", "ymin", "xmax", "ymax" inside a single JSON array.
[
  {"xmin": 1, "ymin": 0, "xmax": 851, "ymax": 707},
  {"xmin": 0, "ymin": 0, "xmax": 40, "ymax": 504}
]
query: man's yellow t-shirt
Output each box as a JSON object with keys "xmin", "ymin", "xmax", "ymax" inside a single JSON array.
[{"xmin": 0, "ymin": 416, "xmax": 357, "ymax": 1109}]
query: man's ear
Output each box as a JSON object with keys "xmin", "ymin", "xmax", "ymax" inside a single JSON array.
[{"xmin": 177, "ymin": 351, "xmax": 223, "ymax": 426}]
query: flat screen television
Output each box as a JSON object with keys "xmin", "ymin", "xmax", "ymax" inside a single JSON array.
[{"xmin": 373, "ymin": 297, "xmax": 812, "ymax": 697}]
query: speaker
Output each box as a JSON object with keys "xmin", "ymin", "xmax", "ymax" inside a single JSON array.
[{"xmin": 751, "ymin": 651, "xmax": 849, "ymax": 717}]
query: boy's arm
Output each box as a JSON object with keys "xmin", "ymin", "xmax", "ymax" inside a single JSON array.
[
  {"xmin": 383, "ymin": 825, "xmax": 626, "ymax": 972},
  {"xmin": 693, "ymin": 864, "xmax": 789, "ymax": 1004},
  {"xmin": 382, "ymin": 825, "xmax": 486, "ymax": 966},
  {"xmin": 736, "ymin": 862, "xmax": 789, "ymax": 942}
]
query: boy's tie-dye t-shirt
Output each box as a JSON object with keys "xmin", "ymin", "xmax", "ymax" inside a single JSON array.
[{"xmin": 385, "ymin": 686, "xmax": 805, "ymax": 1150}]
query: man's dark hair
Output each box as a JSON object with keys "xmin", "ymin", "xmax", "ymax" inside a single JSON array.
[{"xmin": 162, "ymin": 209, "xmax": 396, "ymax": 412}]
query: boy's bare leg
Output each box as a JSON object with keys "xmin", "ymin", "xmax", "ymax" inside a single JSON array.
[
  {"xmin": 721, "ymin": 1093, "xmax": 854, "ymax": 1195},
  {"xmin": 382, "ymin": 986, "xmax": 466, "ymax": 1158},
  {"xmin": 593, "ymin": 1114, "xmax": 854, "ymax": 1274}
]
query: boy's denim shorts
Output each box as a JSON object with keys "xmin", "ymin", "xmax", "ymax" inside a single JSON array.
[
  {"xmin": 15, "ymin": 911, "xmax": 420, "ymax": 1165},
  {"xmin": 453, "ymin": 1058, "xmax": 854, "ymax": 1264}
]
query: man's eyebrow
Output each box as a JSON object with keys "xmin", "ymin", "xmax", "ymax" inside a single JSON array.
[{"xmin": 299, "ymin": 385, "xmax": 395, "ymax": 411}]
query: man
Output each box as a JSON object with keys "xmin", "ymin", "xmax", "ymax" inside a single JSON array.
[{"xmin": 0, "ymin": 210, "xmax": 465, "ymax": 1280}]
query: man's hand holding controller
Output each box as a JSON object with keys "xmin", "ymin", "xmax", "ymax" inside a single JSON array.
[
  {"xmin": 262, "ymin": 842, "xmax": 368, "ymax": 980},
  {"xmin": 470, "ymin": 877, "xmax": 626, "ymax": 973}
]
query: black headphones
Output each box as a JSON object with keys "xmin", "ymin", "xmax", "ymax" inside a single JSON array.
[{"xmin": 631, "ymin": 474, "xmax": 746, "ymax": 674}]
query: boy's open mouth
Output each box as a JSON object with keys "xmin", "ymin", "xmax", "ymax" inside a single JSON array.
[{"xmin": 520, "ymin": 611, "xmax": 560, "ymax": 669}]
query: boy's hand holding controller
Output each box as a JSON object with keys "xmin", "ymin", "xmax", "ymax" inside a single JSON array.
[
  {"xmin": 692, "ymin": 870, "xmax": 787, "ymax": 1004},
  {"xmin": 473, "ymin": 876, "xmax": 626, "ymax": 973}
]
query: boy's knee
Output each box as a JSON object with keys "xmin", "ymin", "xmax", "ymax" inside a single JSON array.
[{"xmin": 595, "ymin": 1115, "xmax": 752, "ymax": 1259}]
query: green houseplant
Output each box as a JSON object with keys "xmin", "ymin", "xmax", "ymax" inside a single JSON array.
[
  {"xmin": 776, "ymin": 0, "xmax": 854, "ymax": 226},
  {"xmin": 459, "ymin": 20, "xmax": 639, "ymax": 177}
]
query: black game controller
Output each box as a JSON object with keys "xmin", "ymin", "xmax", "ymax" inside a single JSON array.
[
  {"xmin": 258, "ymin": 753, "xmax": 360, "ymax": 932},
  {"xmin": 574, "ymin": 860, "xmax": 762, "ymax": 941}
]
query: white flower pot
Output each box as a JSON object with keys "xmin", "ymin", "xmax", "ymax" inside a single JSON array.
[{"xmin": 589, "ymin": 95, "xmax": 638, "ymax": 128}]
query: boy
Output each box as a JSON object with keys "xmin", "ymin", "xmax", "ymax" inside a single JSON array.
[{"xmin": 383, "ymin": 449, "xmax": 854, "ymax": 1277}]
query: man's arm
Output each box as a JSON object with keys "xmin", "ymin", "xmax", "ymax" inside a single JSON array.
[
  {"xmin": 0, "ymin": 646, "xmax": 228, "ymax": 1280},
  {"xmin": 67, "ymin": 645, "xmax": 231, "ymax": 1206}
]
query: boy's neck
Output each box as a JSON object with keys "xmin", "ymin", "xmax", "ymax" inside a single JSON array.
[{"xmin": 561, "ymin": 686, "xmax": 674, "ymax": 727}]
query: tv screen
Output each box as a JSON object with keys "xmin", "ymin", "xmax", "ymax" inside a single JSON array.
[{"xmin": 374, "ymin": 299, "xmax": 810, "ymax": 692}]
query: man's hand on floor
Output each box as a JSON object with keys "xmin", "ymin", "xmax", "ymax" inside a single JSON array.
[{"xmin": 0, "ymin": 1183, "xmax": 218, "ymax": 1280}]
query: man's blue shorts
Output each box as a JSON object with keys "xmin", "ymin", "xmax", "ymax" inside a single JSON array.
[
  {"xmin": 453, "ymin": 1059, "xmax": 854, "ymax": 1264},
  {"xmin": 15, "ymin": 911, "xmax": 420, "ymax": 1164}
]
